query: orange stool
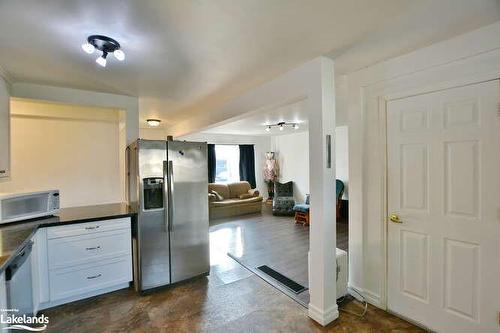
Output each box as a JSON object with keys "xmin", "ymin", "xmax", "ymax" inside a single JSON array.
[{"xmin": 294, "ymin": 211, "xmax": 310, "ymax": 226}]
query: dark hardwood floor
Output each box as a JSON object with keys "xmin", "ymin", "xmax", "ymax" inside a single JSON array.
[
  {"xmin": 210, "ymin": 204, "xmax": 348, "ymax": 306},
  {"xmin": 42, "ymin": 221, "xmax": 422, "ymax": 332}
]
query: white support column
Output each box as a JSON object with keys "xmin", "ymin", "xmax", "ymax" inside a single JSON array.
[{"xmin": 307, "ymin": 57, "xmax": 338, "ymax": 325}]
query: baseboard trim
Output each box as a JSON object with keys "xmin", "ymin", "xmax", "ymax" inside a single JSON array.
[
  {"xmin": 363, "ymin": 289, "xmax": 382, "ymax": 308},
  {"xmin": 347, "ymin": 283, "xmax": 383, "ymax": 309},
  {"xmin": 308, "ymin": 303, "xmax": 339, "ymax": 326},
  {"xmin": 38, "ymin": 282, "xmax": 130, "ymax": 312}
]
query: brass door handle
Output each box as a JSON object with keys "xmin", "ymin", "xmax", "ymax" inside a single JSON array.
[{"xmin": 389, "ymin": 214, "xmax": 403, "ymax": 223}]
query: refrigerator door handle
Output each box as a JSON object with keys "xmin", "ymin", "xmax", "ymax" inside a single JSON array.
[
  {"xmin": 163, "ymin": 160, "xmax": 170, "ymax": 232},
  {"xmin": 167, "ymin": 160, "xmax": 174, "ymax": 231}
]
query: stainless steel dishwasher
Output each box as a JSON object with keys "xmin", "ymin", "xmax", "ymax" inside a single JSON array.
[{"xmin": 5, "ymin": 241, "xmax": 33, "ymax": 316}]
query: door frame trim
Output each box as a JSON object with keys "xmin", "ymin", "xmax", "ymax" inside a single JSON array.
[{"xmin": 362, "ymin": 48, "xmax": 500, "ymax": 309}]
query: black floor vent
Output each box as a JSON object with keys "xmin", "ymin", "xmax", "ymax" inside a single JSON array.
[{"xmin": 256, "ymin": 265, "xmax": 306, "ymax": 294}]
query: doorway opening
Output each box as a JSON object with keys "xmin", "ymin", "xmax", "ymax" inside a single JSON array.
[{"xmin": 178, "ymin": 99, "xmax": 350, "ymax": 308}]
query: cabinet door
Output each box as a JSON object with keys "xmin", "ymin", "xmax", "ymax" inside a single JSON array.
[
  {"xmin": 32, "ymin": 228, "xmax": 49, "ymax": 313},
  {"xmin": 0, "ymin": 77, "xmax": 9, "ymax": 178}
]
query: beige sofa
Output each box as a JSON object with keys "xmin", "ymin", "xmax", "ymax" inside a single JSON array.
[{"xmin": 208, "ymin": 181, "xmax": 263, "ymax": 219}]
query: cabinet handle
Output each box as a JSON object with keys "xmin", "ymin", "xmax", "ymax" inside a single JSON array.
[
  {"xmin": 85, "ymin": 226, "xmax": 100, "ymax": 230},
  {"xmin": 86, "ymin": 274, "xmax": 102, "ymax": 280},
  {"xmin": 85, "ymin": 246, "xmax": 101, "ymax": 251},
  {"xmin": 0, "ymin": 170, "xmax": 5, "ymax": 174}
]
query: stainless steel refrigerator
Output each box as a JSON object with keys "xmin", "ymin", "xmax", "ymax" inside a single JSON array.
[{"xmin": 127, "ymin": 139, "xmax": 210, "ymax": 291}]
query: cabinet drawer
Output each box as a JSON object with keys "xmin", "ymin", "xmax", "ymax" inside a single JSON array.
[
  {"xmin": 47, "ymin": 218, "xmax": 130, "ymax": 239},
  {"xmin": 47, "ymin": 229, "xmax": 131, "ymax": 269},
  {"xmin": 49, "ymin": 256, "xmax": 132, "ymax": 302}
]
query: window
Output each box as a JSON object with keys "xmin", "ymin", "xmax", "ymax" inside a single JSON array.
[{"xmin": 215, "ymin": 145, "xmax": 240, "ymax": 183}]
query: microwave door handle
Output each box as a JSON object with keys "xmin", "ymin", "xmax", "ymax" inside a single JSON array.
[
  {"xmin": 168, "ymin": 160, "xmax": 174, "ymax": 232},
  {"xmin": 163, "ymin": 161, "xmax": 169, "ymax": 233}
]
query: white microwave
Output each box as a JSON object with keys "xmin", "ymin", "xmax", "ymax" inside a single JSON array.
[{"xmin": 0, "ymin": 190, "xmax": 60, "ymax": 224}]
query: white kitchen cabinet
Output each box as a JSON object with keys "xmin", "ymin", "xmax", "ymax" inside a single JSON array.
[
  {"xmin": 0, "ymin": 77, "xmax": 9, "ymax": 178},
  {"xmin": 32, "ymin": 217, "xmax": 132, "ymax": 310},
  {"xmin": 49, "ymin": 256, "xmax": 132, "ymax": 302},
  {"xmin": 31, "ymin": 229, "xmax": 49, "ymax": 314}
]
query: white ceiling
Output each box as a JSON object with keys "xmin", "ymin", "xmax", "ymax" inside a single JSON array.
[
  {"xmin": 0, "ymin": 1, "xmax": 499, "ymax": 129},
  {"xmin": 202, "ymin": 99, "xmax": 308, "ymax": 136}
]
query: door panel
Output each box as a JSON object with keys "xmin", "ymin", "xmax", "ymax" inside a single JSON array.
[
  {"xmin": 400, "ymin": 144, "xmax": 429, "ymax": 211},
  {"xmin": 443, "ymin": 238, "xmax": 479, "ymax": 321},
  {"xmin": 400, "ymin": 230, "xmax": 429, "ymax": 303},
  {"xmin": 168, "ymin": 141, "xmax": 210, "ymax": 283},
  {"xmin": 137, "ymin": 140, "xmax": 170, "ymax": 290},
  {"xmin": 387, "ymin": 80, "xmax": 500, "ymax": 332},
  {"xmin": 444, "ymin": 140, "xmax": 479, "ymax": 218}
]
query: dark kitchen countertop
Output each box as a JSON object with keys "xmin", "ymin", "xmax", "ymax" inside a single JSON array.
[{"xmin": 0, "ymin": 203, "xmax": 136, "ymax": 274}]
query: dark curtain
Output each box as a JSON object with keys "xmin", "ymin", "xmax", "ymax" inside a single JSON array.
[
  {"xmin": 239, "ymin": 145, "xmax": 256, "ymax": 188},
  {"xmin": 207, "ymin": 144, "xmax": 216, "ymax": 183}
]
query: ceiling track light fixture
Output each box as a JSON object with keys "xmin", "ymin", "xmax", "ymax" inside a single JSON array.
[
  {"xmin": 264, "ymin": 121, "xmax": 299, "ymax": 132},
  {"xmin": 82, "ymin": 35, "xmax": 125, "ymax": 67}
]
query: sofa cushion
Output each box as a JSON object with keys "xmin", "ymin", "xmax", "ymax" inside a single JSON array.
[
  {"xmin": 227, "ymin": 181, "xmax": 252, "ymax": 198},
  {"xmin": 208, "ymin": 183, "xmax": 230, "ymax": 199},
  {"xmin": 210, "ymin": 196, "xmax": 263, "ymax": 207},
  {"xmin": 293, "ymin": 203, "xmax": 310, "ymax": 213}
]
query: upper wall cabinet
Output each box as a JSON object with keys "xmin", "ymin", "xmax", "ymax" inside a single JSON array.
[{"xmin": 0, "ymin": 77, "xmax": 9, "ymax": 178}]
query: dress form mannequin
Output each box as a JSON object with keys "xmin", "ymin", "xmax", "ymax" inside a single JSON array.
[{"xmin": 263, "ymin": 152, "xmax": 279, "ymax": 199}]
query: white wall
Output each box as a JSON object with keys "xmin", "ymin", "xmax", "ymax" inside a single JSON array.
[
  {"xmin": 271, "ymin": 128, "xmax": 349, "ymax": 202},
  {"xmin": 10, "ymin": 83, "xmax": 139, "ymax": 145},
  {"xmin": 0, "ymin": 99, "xmax": 126, "ymax": 208},
  {"xmin": 0, "ymin": 76, "xmax": 10, "ymax": 179},
  {"xmin": 343, "ymin": 21, "xmax": 500, "ymax": 308},
  {"xmin": 271, "ymin": 131, "xmax": 309, "ymax": 203},
  {"xmin": 175, "ymin": 132, "xmax": 271, "ymax": 195},
  {"xmin": 139, "ymin": 127, "xmax": 168, "ymax": 140}
]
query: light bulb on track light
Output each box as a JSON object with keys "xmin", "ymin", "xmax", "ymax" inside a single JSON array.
[
  {"xmin": 81, "ymin": 42, "xmax": 95, "ymax": 54},
  {"xmin": 113, "ymin": 49, "xmax": 125, "ymax": 61},
  {"xmin": 96, "ymin": 54, "xmax": 107, "ymax": 67}
]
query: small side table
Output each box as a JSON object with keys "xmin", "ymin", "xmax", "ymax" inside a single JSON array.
[{"xmin": 294, "ymin": 211, "xmax": 310, "ymax": 226}]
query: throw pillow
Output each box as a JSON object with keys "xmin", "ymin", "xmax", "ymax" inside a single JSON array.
[
  {"xmin": 239, "ymin": 193, "xmax": 253, "ymax": 199},
  {"xmin": 208, "ymin": 193, "xmax": 217, "ymax": 202},
  {"xmin": 248, "ymin": 189, "xmax": 260, "ymax": 197},
  {"xmin": 210, "ymin": 190, "xmax": 224, "ymax": 201}
]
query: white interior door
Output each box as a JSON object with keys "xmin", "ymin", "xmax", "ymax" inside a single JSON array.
[{"xmin": 387, "ymin": 80, "xmax": 500, "ymax": 332}]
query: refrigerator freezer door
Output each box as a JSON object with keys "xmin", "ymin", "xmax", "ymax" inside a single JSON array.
[
  {"xmin": 167, "ymin": 141, "xmax": 210, "ymax": 283},
  {"xmin": 137, "ymin": 140, "xmax": 171, "ymax": 290}
]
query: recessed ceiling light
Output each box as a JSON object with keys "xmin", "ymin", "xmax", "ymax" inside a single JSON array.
[
  {"xmin": 82, "ymin": 35, "xmax": 125, "ymax": 68},
  {"xmin": 147, "ymin": 119, "xmax": 161, "ymax": 127}
]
